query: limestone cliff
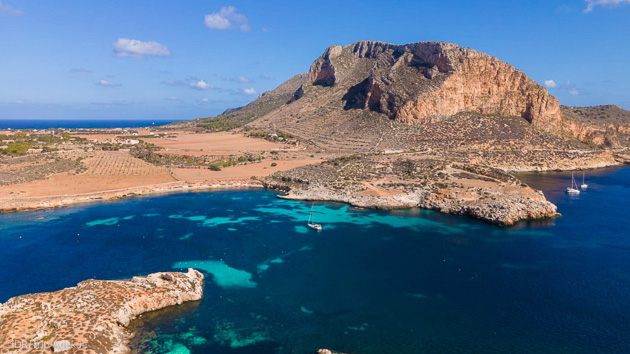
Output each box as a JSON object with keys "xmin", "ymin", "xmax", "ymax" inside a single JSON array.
[
  {"xmin": 246, "ymin": 40, "xmax": 577, "ymax": 153},
  {"xmin": 561, "ymin": 105, "xmax": 630, "ymax": 147},
  {"xmin": 0, "ymin": 269, "xmax": 203, "ymax": 353},
  {"xmin": 306, "ymin": 41, "xmax": 562, "ymax": 132}
]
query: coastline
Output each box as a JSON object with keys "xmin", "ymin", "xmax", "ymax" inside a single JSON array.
[
  {"xmin": 2, "ymin": 161, "xmax": 627, "ymax": 226},
  {"xmin": 0, "ymin": 179, "xmax": 263, "ymax": 214},
  {"xmin": 0, "ymin": 269, "xmax": 204, "ymax": 353}
]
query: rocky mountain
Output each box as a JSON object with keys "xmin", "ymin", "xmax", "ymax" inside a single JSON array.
[
  {"xmin": 178, "ymin": 40, "xmax": 629, "ymax": 154},
  {"xmin": 244, "ymin": 40, "xmax": 581, "ymax": 152}
]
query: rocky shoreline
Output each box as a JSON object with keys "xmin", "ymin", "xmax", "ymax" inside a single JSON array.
[
  {"xmin": 2, "ymin": 157, "xmax": 627, "ymax": 224},
  {"xmin": 274, "ymin": 185, "xmax": 559, "ymax": 226},
  {"xmin": 0, "ymin": 269, "xmax": 204, "ymax": 353},
  {"xmin": 264, "ymin": 155, "xmax": 563, "ymax": 226}
]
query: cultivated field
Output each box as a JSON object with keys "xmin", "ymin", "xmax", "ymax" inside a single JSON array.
[{"xmin": 83, "ymin": 151, "xmax": 169, "ymax": 176}]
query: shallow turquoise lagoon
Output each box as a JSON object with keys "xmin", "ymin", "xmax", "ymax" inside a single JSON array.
[{"xmin": 1, "ymin": 167, "xmax": 629, "ymax": 353}]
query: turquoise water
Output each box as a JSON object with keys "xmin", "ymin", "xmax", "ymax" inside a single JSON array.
[{"xmin": 1, "ymin": 167, "xmax": 629, "ymax": 353}]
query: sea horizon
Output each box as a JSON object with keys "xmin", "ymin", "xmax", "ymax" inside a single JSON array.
[{"xmin": 0, "ymin": 119, "xmax": 180, "ymax": 130}]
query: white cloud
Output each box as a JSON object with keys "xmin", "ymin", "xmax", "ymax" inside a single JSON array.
[
  {"xmin": 164, "ymin": 97, "xmax": 181, "ymax": 101},
  {"xmin": 190, "ymin": 80, "xmax": 212, "ymax": 90},
  {"xmin": 0, "ymin": 1, "xmax": 24, "ymax": 16},
  {"xmin": 544, "ymin": 80, "xmax": 557, "ymax": 88},
  {"xmin": 569, "ymin": 89, "xmax": 580, "ymax": 95},
  {"xmin": 242, "ymin": 88, "xmax": 257, "ymax": 95},
  {"xmin": 237, "ymin": 76, "xmax": 251, "ymax": 83},
  {"xmin": 584, "ymin": 0, "xmax": 630, "ymax": 12},
  {"xmin": 112, "ymin": 38, "xmax": 170, "ymax": 58},
  {"xmin": 260, "ymin": 73, "xmax": 271, "ymax": 80},
  {"xmin": 97, "ymin": 80, "xmax": 121, "ymax": 87},
  {"xmin": 162, "ymin": 78, "xmax": 213, "ymax": 90},
  {"xmin": 204, "ymin": 6, "xmax": 250, "ymax": 32},
  {"xmin": 199, "ymin": 98, "xmax": 210, "ymax": 103}
]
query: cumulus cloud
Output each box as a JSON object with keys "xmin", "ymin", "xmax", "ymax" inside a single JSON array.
[
  {"xmin": 97, "ymin": 80, "xmax": 121, "ymax": 87},
  {"xmin": 112, "ymin": 38, "xmax": 170, "ymax": 58},
  {"xmin": 190, "ymin": 80, "xmax": 212, "ymax": 90},
  {"xmin": 260, "ymin": 73, "xmax": 271, "ymax": 80},
  {"xmin": 242, "ymin": 88, "xmax": 257, "ymax": 95},
  {"xmin": 163, "ymin": 78, "xmax": 213, "ymax": 90},
  {"xmin": 204, "ymin": 6, "xmax": 250, "ymax": 32},
  {"xmin": 584, "ymin": 0, "xmax": 630, "ymax": 12},
  {"xmin": 544, "ymin": 80, "xmax": 558, "ymax": 88},
  {"xmin": 569, "ymin": 89, "xmax": 580, "ymax": 95},
  {"xmin": 0, "ymin": 1, "xmax": 24, "ymax": 16}
]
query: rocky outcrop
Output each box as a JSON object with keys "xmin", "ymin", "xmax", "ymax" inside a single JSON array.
[
  {"xmin": 0, "ymin": 269, "xmax": 204, "ymax": 353},
  {"xmin": 306, "ymin": 41, "xmax": 562, "ymax": 133},
  {"xmin": 264, "ymin": 155, "xmax": 559, "ymax": 226},
  {"xmin": 561, "ymin": 105, "xmax": 630, "ymax": 147}
]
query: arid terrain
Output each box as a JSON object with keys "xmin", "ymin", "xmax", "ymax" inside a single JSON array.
[
  {"xmin": 2, "ymin": 40, "xmax": 630, "ymax": 224},
  {"xmin": 0, "ymin": 128, "xmax": 323, "ymax": 212},
  {"xmin": 0, "ymin": 269, "xmax": 203, "ymax": 353}
]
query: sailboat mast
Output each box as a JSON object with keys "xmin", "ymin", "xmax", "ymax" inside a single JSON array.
[{"xmin": 309, "ymin": 203, "xmax": 313, "ymax": 223}]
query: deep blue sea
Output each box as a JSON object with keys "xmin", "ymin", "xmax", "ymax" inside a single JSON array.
[
  {"xmin": 0, "ymin": 167, "xmax": 629, "ymax": 353},
  {"xmin": 0, "ymin": 119, "xmax": 176, "ymax": 129}
]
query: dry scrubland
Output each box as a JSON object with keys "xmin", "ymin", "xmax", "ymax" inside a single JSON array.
[{"xmin": 0, "ymin": 128, "xmax": 322, "ymax": 212}]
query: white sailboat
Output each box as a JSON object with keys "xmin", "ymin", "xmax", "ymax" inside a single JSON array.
[
  {"xmin": 580, "ymin": 172, "xmax": 588, "ymax": 189},
  {"xmin": 307, "ymin": 204, "xmax": 322, "ymax": 231},
  {"xmin": 566, "ymin": 173, "xmax": 580, "ymax": 195}
]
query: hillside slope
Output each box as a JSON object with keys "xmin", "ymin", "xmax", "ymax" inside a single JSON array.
[{"xmin": 244, "ymin": 40, "xmax": 580, "ymax": 152}]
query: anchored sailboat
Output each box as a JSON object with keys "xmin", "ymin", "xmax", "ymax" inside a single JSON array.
[
  {"xmin": 581, "ymin": 172, "xmax": 588, "ymax": 189},
  {"xmin": 566, "ymin": 173, "xmax": 580, "ymax": 195},
  {"xmin": 307, "ymin": 204, "xmax": 322, "ymax": 231}
]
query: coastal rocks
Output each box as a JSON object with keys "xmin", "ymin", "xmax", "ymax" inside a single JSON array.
[
  {"xmin": 0, "ymin": 269, "xmax": 204, "ymax": 353},
  {"xmin": 264, "ymin": 155, "xmax": 559, "ymax": 226}
]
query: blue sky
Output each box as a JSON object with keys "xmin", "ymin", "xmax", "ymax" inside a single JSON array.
[{"xmin": 0, "ymin": 0, "xmax": 629, "ymax": 120}]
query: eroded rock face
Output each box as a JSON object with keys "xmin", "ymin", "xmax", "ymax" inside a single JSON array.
[
  {"xmin": 0, "ymin": 269, "xmax": 204, "ymax": 353},
  {"xmin": 309, "ymin": 45, "xmax": 342, "ymax": 86},
  {"xmin": 560, "ymin": 105, "xmax": 630, "ymax": 147},
  {"xmin": 306, "ymin": 40, "xmax": 562, "ymax": 133}
]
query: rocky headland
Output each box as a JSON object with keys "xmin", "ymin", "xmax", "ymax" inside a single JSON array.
[
  {"xmin": 264, "ymin": 154, "xmax": 559, "ymax": 226},
  {"xmin": 0, "ymin": 269, "xmax": 204, "ymax": 353}
]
